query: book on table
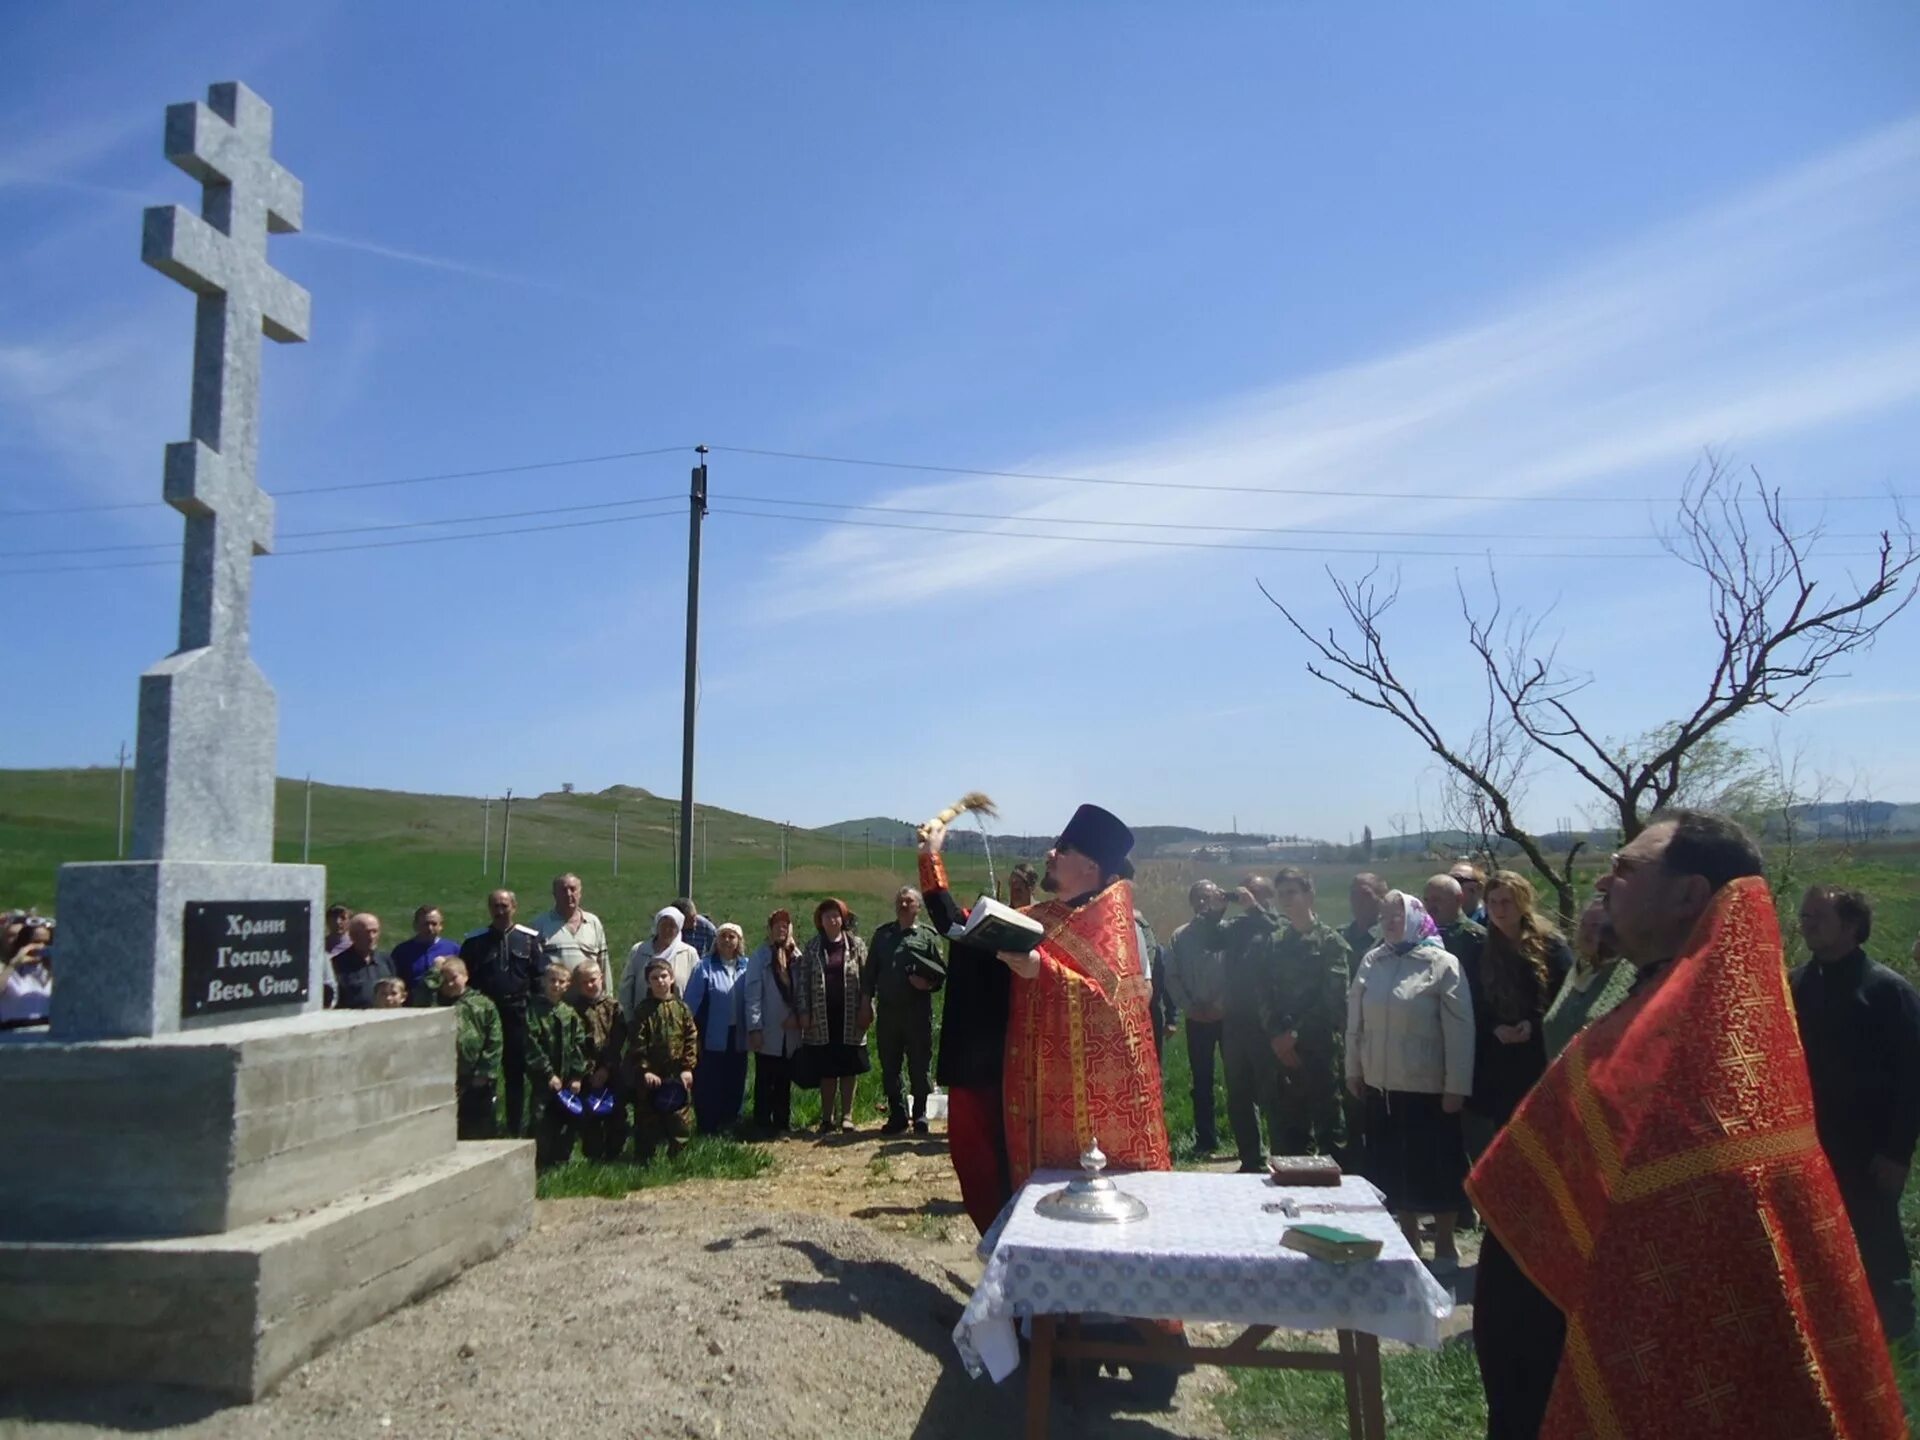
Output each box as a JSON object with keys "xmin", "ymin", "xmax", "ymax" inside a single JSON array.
[
  {"xmin": 947, "ymin": 895, "xmax": 1046, "ymax": 954},
  {"xmin": 1279, "ymin": 1224, "xmax": 1383, "ymax": 1264}
]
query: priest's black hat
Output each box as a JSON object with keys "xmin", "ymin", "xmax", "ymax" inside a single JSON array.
[{"xmin": 1056, "ymin": 804, "xmax": 1135, "ymax": 878}]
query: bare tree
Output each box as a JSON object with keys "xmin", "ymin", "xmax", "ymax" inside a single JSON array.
[{"xmin": 1266, "ymin": 456, "xmax": 1916, "ymax": 921}]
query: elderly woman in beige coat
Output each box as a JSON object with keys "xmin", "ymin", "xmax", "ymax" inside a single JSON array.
[{"xmin": 1346, "ymin": 890, "xmax": 1474, "ymax": 1267}]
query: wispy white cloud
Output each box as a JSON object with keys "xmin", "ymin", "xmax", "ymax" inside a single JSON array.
[
  {"xmin": 1799, "ymin": 688, "xmax": 1920, "ymax": 712},
  {"xmin": 301, "ymin": 230, "xmax": 571, "ymax": 293},
  {"xmin": 758, "ymin": 115, "xmax": 1920, "ymax": 617}
]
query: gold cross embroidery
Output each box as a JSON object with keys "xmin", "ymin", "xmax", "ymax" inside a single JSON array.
[
  {"xmin": 1719, "ymin": 1032, "xmax": 1768, "ymax": 1089},
  {"xmin": 1711, "ymin": 1284, "xmax": 1769, "ymax": 1343},
  {"xmin": 1634, "ymin": 1242, "xmax": 1691, "ymax": 1301},
  {"xmin": 1609, "ymin": 1338, "xmax": 1660, "ymax": 1384},
  {"xmin": 1683, "ymin": 1364, "xmax": 1738, "ymax": 1427},
  {"xmin": 1665, "ymin": 1180, "xmax": 1717, "ymax": 1224}
]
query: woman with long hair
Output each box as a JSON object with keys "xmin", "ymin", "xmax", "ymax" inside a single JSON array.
[
  {"xmin": 793, "ymin": 897, "xmax": 872, "ymax": 1133},
  {"xmin": 1346, "ymin": 891, "xmax": 1474, "ymax": 1266},
  {"xmin": 1464, "ymin": 870, "xmax": 1574, "ymax": 1161}
]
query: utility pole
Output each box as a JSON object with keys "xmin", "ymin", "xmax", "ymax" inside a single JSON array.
[
  {"xmin": 780, "ymin": 822, "xmax": 789, "ymax": 873},
  {"xmin": 115, "ymin": 742, "xmax": 129, "ymax": 858},
  {"xmin": 702, "ymin": 813, "xmax": 709, "ymax": 877},
  {"xmin": 677, "ymin": 444, "xmax": 708, "ymax": 899},
  {"xmin": 864, "ymin": 826, "xmax": 871, "ymax": 869},
  {"xmin": 613, "ymin": 808, "xmax": 620, "ymax": 878},
  {"xmin": 498, "ymin": 788, "xmax": 514, "ymax": 885},
  {"xmin": 302, "ymin": 773, "xmax": 312, "ymax": 864},
  {"xmin": 482, "ymin": 798, "xmax": 492, "ymax": 874}
]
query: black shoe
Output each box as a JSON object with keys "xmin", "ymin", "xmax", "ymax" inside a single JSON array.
[
  {"xmin": 880, "ymin": 1115, "xmax": 910, "ymax": 1136},
  {"xmin": 913, "ymin": 1118, "xmax": 930, "ymax": 1135}
]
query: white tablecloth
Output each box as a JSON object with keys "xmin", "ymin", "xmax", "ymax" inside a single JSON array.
[{"xmin": 955, "ymin": 1171, "xmax": 1455, "ymax": 1381}]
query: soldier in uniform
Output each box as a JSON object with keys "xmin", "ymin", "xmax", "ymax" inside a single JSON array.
[
  {"xmin": 1213, "ymin": 874, "xmax": 1283, "ymax": 1173},
  {"xmin": 433, "ymin": 957, "xmax": 503, "ymax": 1140},
  {"xmin": 1262, "ymin": 867, "xmax": 1353, "ymax": 1160},
  {"xmin": 567, "ymin": 959, "xmax": 629, "ymax": 1161},
  {"xmin": 864, "ymin": 886, "xmax": 945, "ymax": 1135},
  {"xmin": 627, "ymin": 954, "xmax": 699, "ymax": 1162},
  {"xmin": 526, "ymin": 962, "xmax": 589, "ymax": 1167},
  {"xmin": 459, "ymin": 889, "xmax": 546, "ymax": 1138}
]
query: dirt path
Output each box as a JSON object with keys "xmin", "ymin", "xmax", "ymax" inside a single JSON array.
[{"xmin": 1, "ymin": 1128, "xmax": 1236, "ymax": 1440}]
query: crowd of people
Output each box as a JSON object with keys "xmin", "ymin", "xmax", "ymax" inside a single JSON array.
[
  {"xmin": 1161, "ymin": 820, "xmax": 1920, "ymax": 1437},
  {"xmin": 9, "ymin": 799, "xmax": 1919, "ymax": 1436},
  {"xmin": 317, "ymin": 873, "xmax": 962, "ymax": 1165}
]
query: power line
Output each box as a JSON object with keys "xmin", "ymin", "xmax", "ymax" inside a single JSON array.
[
  {"xmin": 710, "ymin": 505, "xmax": 1674, "ymax": 561},
  {"xmin": 1, "ymin": 493, "xmax": 684, "ymax": 560},
  {"xmin": 712, "ymin": 443, "xmax": 1916, "ymax": 506},
  {"xmin": 724, "ymin": 492, "xmax": 1907, "ymax": 544},
  {"xmin": 4, "ymin": 505, "xmax": 683, "ymax": 576},
  {"xmin": 1, "ymin": 445, "xmax": 695, "ymax": 518}
]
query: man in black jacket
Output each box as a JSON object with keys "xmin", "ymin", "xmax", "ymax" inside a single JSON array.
[
  {"xmin": 1792, "ymin": 883, "xmax": 1920, "ymax": 1341},
  {"xmin": 459, "ymin": 889, "xmax": 547, "ymax": 1138},
  {"xmin": 921, "ymin": 826, "xmax": 1034, "ymax": 1234},
  {"xmin": 331, "ymin": 912, "xmax": 395, "ymax": 1010}
]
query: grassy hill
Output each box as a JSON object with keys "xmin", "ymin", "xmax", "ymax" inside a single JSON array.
[{"xmin": 0, "ymin": 769, "xmax": 1007, "ymax": 960}]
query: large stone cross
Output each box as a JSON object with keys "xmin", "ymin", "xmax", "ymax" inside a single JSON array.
[
  {"xmin": 129, "ymin": 83, "xmax": 308, "ymax": 863},
  {"xmin": 142, "ymin": 81, "xmax": 310, "ymax": 652}
]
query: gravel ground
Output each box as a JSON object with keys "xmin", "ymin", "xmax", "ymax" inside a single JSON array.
[{"xmin": 0, "ymin": 1186, "xmax": 1228, "ymax": 1440}]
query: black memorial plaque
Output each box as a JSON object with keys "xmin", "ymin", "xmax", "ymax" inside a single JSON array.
[{"xmin": 181, "ymin": 900, "xmax": 312, "ymax": 1018}]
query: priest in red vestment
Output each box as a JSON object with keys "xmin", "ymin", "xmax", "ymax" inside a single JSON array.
[
  {"xmin": 1468, "ymin": 810, "xmax": 1904, "ymax": 1440},
  {"xmin": 997, "ymin": 804, "xmax": 1172, "ymax": 1187}
]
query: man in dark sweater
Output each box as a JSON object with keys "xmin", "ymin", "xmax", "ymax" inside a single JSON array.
[
  {"xmin": 1791, "ymin": 883, "xmax": 1920, "ymax": 1342},
  {"xmin": 921, "ymin": 823, "xmax": 1033, "ymax": 1234},
  {"xmin": 331, "ymin": 912, "xmax": 395, "ymax": 1009}
]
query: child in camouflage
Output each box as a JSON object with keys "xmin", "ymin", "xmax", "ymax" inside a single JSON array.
[
  {"xmin": 626, "ymin": 954, "xmax": 698, "ymax": 1162},
  {"xmin": 434, "ymin": 957, "xmax": 504, "ymax": 1140},
  {"xmin": 527, "ymin": 961, "xmax": 589, "ymax": 1166},
  {"xmin": 567, "ymin": 958, "xmax": 629, "ymax": 1161}
]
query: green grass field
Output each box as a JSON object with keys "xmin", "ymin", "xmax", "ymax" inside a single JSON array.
[{"xmin": 7, "ymin": 767, "xmax": 1919, "ymax": 1436}]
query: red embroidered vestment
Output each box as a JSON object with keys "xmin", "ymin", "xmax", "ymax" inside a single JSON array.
[
  {"xmin": 1467, "ymin": 878, "xmax": 1904, "ymax": 1439},
  {"xmin": 1003, "ymin": 879, "xmax": 1172, "ymax": 1188}
]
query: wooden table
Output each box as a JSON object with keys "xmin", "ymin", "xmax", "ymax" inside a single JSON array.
[
  {"xmin": 1025, "ymin": 1314, "xmax": 1386, "ymax": 1440},
  {"xmin": 954, "ymin": 1173, "xmax": 1449, "ymax": 1440}
]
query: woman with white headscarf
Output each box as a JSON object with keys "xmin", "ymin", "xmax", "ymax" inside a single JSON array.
[
  {"xmin": 1345, "ymin": 890, "xmax": 1475, "ymax": 1267},
  {"xmin": 621, "ymin": 907, "xmax": 699, "ymax": 1017},
  {"xmin": 684, "ymin": 922, "xmax": 753, "ymax": 1134}
]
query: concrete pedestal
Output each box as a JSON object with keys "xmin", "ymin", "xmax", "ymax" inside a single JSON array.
[{"xmin": 0, "ymin": 1009, "xmax": 534, "ymax": 1398}]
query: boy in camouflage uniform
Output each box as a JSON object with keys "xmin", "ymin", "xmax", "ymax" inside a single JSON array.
[
  {"xmin": 567, "ymin": 958, "xmax": 629, "ymax": 1161},
  {"xmin": 433, "ymin": 957, "xmax": 504, "ymax": 1140},
  {"xmin": 1262, "ymin": 867, "xmax": 1353, "ymax": 1161},
  {"xmin": 526, "ymin": 962, "xmax": 589, "ymax": 1167},
  {"xmin": 625, "ymin": 954, "xmax": 698, "ymax": 1162}
]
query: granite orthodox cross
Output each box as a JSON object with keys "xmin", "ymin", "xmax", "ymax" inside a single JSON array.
[
  {"xmin": 142, "ymin": 81, "xmax": 309, "ymax": 653},
  {"xmin": 130, "ymin": 83, "xmax": 307, "ymax": 863}
]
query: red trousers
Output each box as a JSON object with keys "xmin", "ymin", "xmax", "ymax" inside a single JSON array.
[{"xmin": 947, "ymin": 1082, "xmax": 1012, "ymax": 1235}]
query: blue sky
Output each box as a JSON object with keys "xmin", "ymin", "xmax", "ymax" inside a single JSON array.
[{"xmin": 5, "ymin": 3, "xmax": 1919, "ymax": 844}]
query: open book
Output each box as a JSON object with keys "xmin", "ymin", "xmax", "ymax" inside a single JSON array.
[{"xmin": 947, "ymin": 895, "xmax": 1046, "ymax": 954}]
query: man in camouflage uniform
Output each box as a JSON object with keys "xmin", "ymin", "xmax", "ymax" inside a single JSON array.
[
  {"xmin": 1211, "ymin": 874, "xmax": 1284, "ymax": 1173},
  {"xmin": 1425, "ymin": 873, "xmax": 1486, "ymax": 971},
  {"xmin": 1262, "ymin": 867, "xmax": 1353, "ymax": 1160},
  {"xmin": 864, "ymin": 887, "xmax": 945, "ymax": 1135},
  {"xmin": 434, "ymin": 957, "xmax": 504, "ymax": 1140},
  {"xmin": 626, "ymin": 954, "xmax": 699, "ymax": 1162},
  {"xmin": 566, "ymin": 959, "xmax": 629, "ymax": 1161},
  {"xmin": 526, "ymin": 962, "xmax": 589, "ymax": 1167}
]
